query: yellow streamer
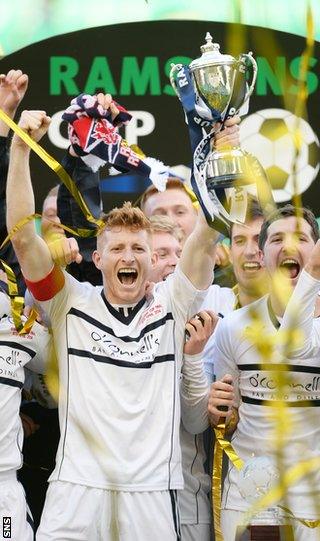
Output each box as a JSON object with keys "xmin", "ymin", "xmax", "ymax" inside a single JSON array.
[
  {"xmin": 212, "ymin": 418, "xmax": 244, "ymax": 541},
  {"xmin": 0, "ymin": 108, "xmax": 104, "ymax": 230},
  {"xmin": 212, "ymin": 421, "xmax": 225, "ymax": 541},
  {"xmin": 0, "ymin": 258, "xmax": 37, "ymax": 334},
  {"xmin": 0, "ymin": 106, "xmax": 110, "ymax": 333},
  {"xmin": 278, "ymin": 505, "xmax": 320, "ymax": 529},
  {"xmin": 214, "ymin": 426, "xmax": 244, "ymax": 470},
  {"xmin": 0, "ymin": 212, "xmax": 98, "ymax": 334}
]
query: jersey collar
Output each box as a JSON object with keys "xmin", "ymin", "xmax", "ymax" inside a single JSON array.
[{"xmin": 101, "ymin": 290, "xmax": 147, "ymax": 324}]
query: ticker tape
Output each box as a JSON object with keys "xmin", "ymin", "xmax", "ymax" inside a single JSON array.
[{"xmin": 0, "ymin": 108, "xmax": 104, "ymax": 232}]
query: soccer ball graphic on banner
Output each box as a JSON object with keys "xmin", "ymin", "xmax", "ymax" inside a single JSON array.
[{"xmin": 239, "ymin": 109, "xmax": 320, "ymax": 203}]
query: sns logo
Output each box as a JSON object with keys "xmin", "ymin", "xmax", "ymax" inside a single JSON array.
[{"xmin": 2, "ymin": 517, "xmax": 11, "ymax": 538}]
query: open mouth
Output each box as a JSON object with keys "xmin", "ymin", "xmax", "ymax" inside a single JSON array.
[
  {"xmin": 117, "ymin": 268, "xmax": 138, "ymax": 285},
  {"xmin": 242, "ymin": 262, "xmax": 261, "ymax": 272},
  {"xmin": 162, "ymin": 270, "xmax": 175, "ymax": 281},
  {"xmin": 279, "ymin": 258, "xmax": 301, "ymax": 279}
]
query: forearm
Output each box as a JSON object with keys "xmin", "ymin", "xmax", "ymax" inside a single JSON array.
[
  {"xmin": 180, "ymin": 352, "xmax": 210, "ymax": 434},
  {"xmin": 7, "ymin": 143, "xmax": 36, "ymax": 238},
  {"xmin": 7, "ymin": 141, "xmax": 53, "ymax": 280},
  {"xmin": 0, "ymin": 107, "xmax": 17, "ymax": 138},
  {"xmin": 179, "ymin": 212, "xmax": 219, "ymax": 290}
]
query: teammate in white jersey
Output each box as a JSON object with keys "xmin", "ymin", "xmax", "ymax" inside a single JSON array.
[
  {"xmin": 0, "ymin": 293, "xmax": 50, "ymax": 541},
  {"xmin": 208, "ymin": 205, "xmax": 320, "ymax": 540},
  {"xmin": 145, "ymin": 198, "xmax": 267, "ymax": 540},
  {"xmin": 7, "ymin": 108, "xmax": 221, "ymax": 541},
  {"xmin": 180, "ymin": 198, "xmax": 267, "ymax": 541},
  {"xmin": 148, "ymin": 214, "xmax": 218, "ymax": 541},
  {"xmin": 141, "ymin": 118, "xmax": 243, "ymax": 541}
]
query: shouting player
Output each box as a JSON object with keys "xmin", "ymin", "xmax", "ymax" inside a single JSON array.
[
  {"xmin": 7, "ymin": 108, "xmax": 221, "ymax": 541},
  {"xmin": 209, "ymin": 205, "xmax": 320, "ymax": 540}
]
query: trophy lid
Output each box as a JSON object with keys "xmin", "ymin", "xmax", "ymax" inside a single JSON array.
[{"xmin": 190, "ymin": 32, "xmax": 235, "ymax": 71}]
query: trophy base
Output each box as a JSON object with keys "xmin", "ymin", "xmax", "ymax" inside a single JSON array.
[
  {"xmin": 205, "ymin": 148, "xmax": 275, "ymax": 220},
  {"xmin": 205, "ymin": 149, "xmax": 267, "ymax": 190},
  {"xmin": 235, "ymin": 525, "xmax": 294, "ymax": 541}
]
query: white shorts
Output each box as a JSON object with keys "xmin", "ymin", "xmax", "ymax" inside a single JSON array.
[
  {"xmin": 0, "ymin": 471, "xmax": 33, "ymax": 541},
  {"xmin": 221, "ymin": 508, "xmax": 320, "ymax": 541},
  {"xmin": 36, "ymin": 481, "xmax": 181, "ymax": 541},
  {"xmin": 180, "ymin": 523, "xmax": 211, "ymax": 541}
]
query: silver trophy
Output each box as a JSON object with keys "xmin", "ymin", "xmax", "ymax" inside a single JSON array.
[{"xmin": 170, "ymin": 33, "xmax": 274, "ymax": 225}]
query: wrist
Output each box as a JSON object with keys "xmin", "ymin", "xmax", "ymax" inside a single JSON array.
[
  {"xmin": 1, "ymin": 105, "xmax": 18, "ymax": 118},
  {"xmin": 183, "ymin": 351, "xmax": 204, "ymax": 363},
  {"xmin": 11, "ymin": 136, "xmax": 31, "ymax": 152}
]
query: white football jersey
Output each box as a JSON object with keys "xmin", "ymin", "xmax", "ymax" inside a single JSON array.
[
  {"xmin": 214, "ymin": 289, "xmax": 320, "ymax": 520},
  {"xmin": 39, "ymin": 266, "xmax": 207, "ymax": 491},
  {"xmin": 201, "ymin": 284, "xmax": 236, "ymax": 380},
  {"xmin": 0, "ymin": 316, "xmax": 50, "ymax": 473},
  {"xmin": 178, "ymin": 284, "xmax": 236, "ymax": 525}
]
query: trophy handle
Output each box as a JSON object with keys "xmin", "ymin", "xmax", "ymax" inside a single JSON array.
[
  {"xmin": 239, "ymin": 52, "xmax": 258, "ymax": 108},
  {"xmin": 169, "ymin": 63, "xmax": 184, "ymax": 99}
]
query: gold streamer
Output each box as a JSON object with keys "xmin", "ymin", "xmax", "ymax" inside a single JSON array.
[
  {"xmin": 1, "ymin": 213, "xmax": 99, "ymax": 253},
  {"xmin": 0, "ymin": 106, "xmax": 107, "ymax": 332},
  {"xmin": 214, "ymin": 425, "xmax": 244, "ymax": 470},
  {"xmin": 0, "ymin": 212, "xmax": 98, "ymax": 334},
  {"xmin": 212, "ymin": 421, "xmax": 225, "ymax": 541},
  {"xmin": 278, "ymin": 505, "xmax": 320, "ymax": 529},
  {"xmin": 0, "ymin": 108, "xmax": 104, "ymax": 230},
  {"xmin": 212, "ymin": 419, "xmax": 244, "ymax": 541},
  {"xmin": 0, "ymin": 258, "xmax": 37, "ymax": 334}
]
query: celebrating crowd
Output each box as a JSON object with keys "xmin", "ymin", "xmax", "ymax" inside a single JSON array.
[{"xmin": 1, "ymin": 68, "xmax": 320, "ymax": 541}]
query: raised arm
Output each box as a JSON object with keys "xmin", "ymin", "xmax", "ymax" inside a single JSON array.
[
  {"xmin": 179, "ymin": 209, "xmax": 220, "ymax": 290},
  {"xmin": 0, "ymin": 69, "xmax": 29, "ymax": 137},
  {"xmin": 165, "ymin": 116, "xmax": 241, "ymax": 290},
  {"xmin": 6, "ymin": 110, "xmax": 55, "ymax": 281},
  {"xmin": 0, "ymin": 70, "xmax": 29, "ymax": 291}
]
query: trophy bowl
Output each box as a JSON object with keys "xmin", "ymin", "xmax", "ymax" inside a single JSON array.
[
  {"xmin": 170, "ymin": 33, "xmax": 275, "ymax": 226},
  {"xmin": 192, "ymin": 63, "xmax": 235, "ymax": 112}
]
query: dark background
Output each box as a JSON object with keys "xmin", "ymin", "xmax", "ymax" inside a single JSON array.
[{"xmin": 0, "ymin": 20, "xmax": 319, "ymax": 212}]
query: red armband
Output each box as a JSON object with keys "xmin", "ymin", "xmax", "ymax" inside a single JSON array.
[{"xmin": 24, "ymin": 265, "xmax": 65, "ymax": 301}]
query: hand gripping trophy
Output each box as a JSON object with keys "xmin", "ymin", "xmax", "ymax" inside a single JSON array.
[{"xmin": 170, "ymin": 33, "xmax": 275, "ymax": 234}]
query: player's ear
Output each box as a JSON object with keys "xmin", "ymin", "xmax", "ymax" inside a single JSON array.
[
  {"xmin": 151, "ymin": 251, "xmax": 158, "ymax": 268},
  {"xmin": 260, "ymin": 249, "xmax": 266, "ymax": 268},
  {"xmin": 92, "ymin": 250, "xmax": 102, "ymax": 270}
]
